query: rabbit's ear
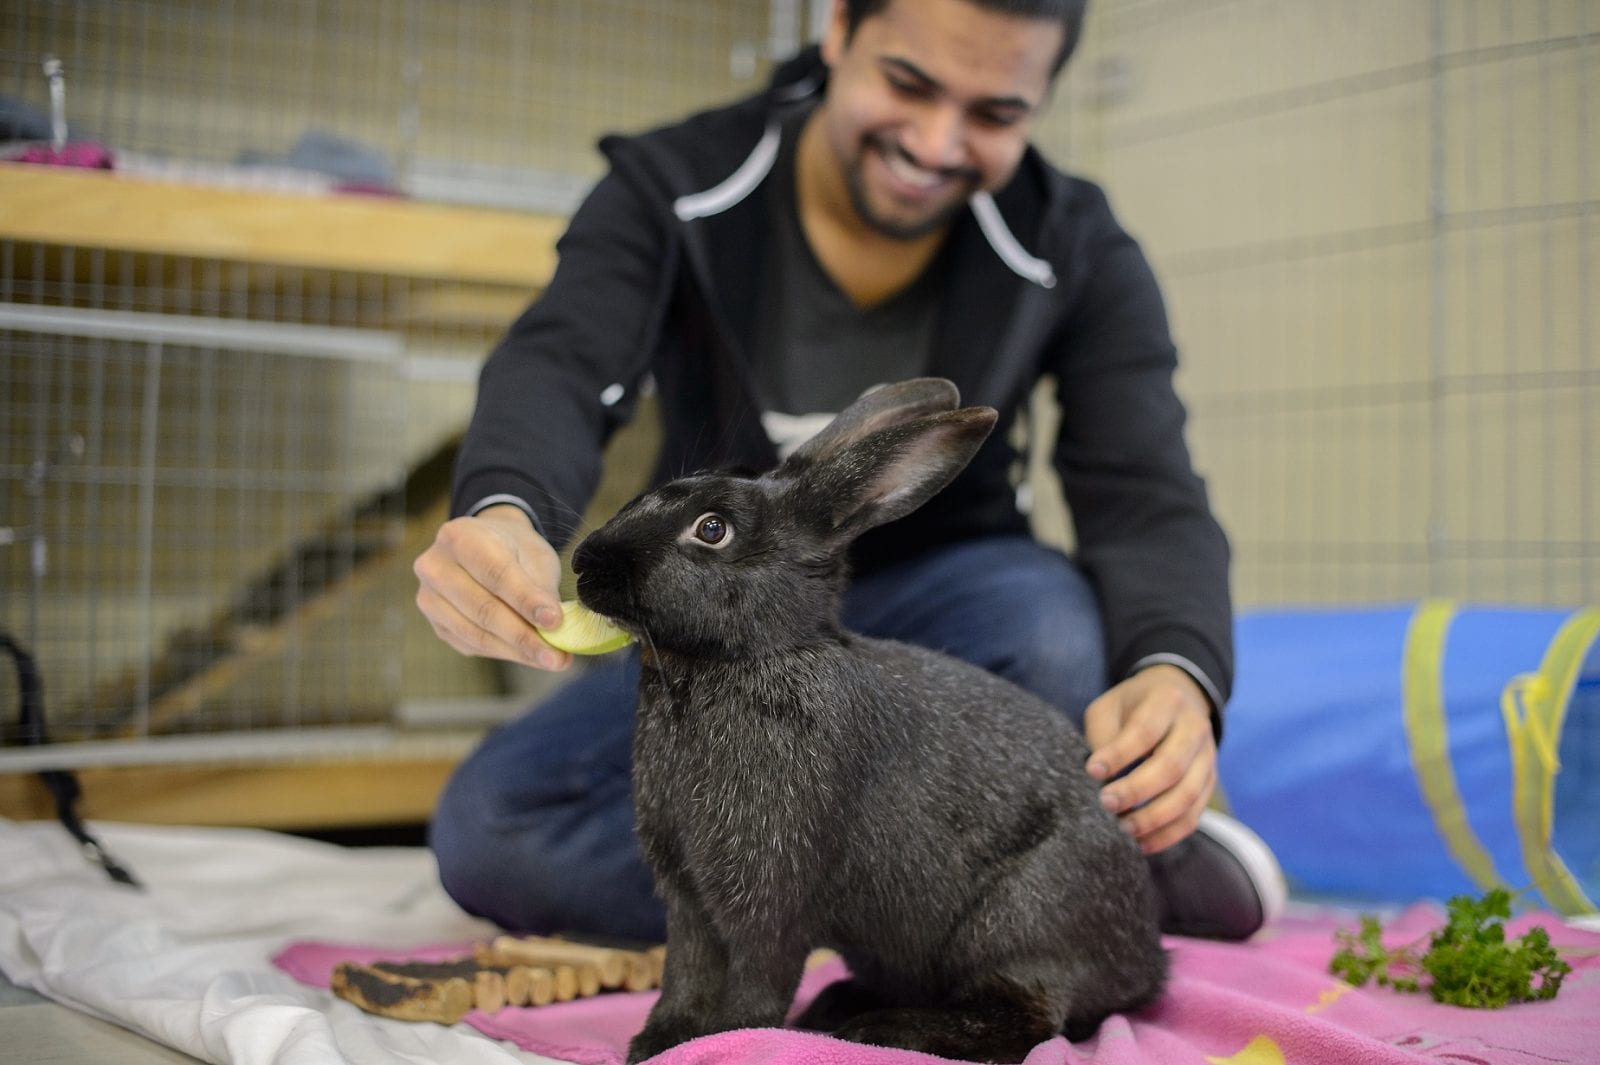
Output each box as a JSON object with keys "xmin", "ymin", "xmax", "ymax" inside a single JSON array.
[
  {"xmin": 784, "ymin": 378, "xmax": 962, "ymax": 469},
  {"xmin": 793, "ymin": 406, "xmax": 998, "ymax": 541}
]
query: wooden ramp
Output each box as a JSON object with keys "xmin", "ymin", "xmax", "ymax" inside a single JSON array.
[{"xmin": 77, "ymin": 435, "xmax": 462, "ymax": 739}]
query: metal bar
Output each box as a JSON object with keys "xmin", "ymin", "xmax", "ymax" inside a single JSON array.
[
  {"xmin": 1537, "ymin": 0, "xmax": 1555, "ymax": 603},
  {"xmin": 1500, "ymin": 0, "xmax": 1517, "ymax": 600},
  {"xmin": 0, "ymin": 303, "xmax": 404, "ymax": 362},
  {"xmin": 283, "ymin": 325, "xmax": 305, "ymax": 728},
  {"xmin": 404, "ymin": 163, "xmax": 592, "ymax": 215},
  {"xmin": 1581, "ymin": 2, "xmax": 1596, "ymax": 598},
  {"xmin": 0, "ymin": 726, "xmax": 470, "ymax": 772},
  {"xmin": 85, "ymin": 335, "xmax": 108, "ymax": 734},
  {"xmin": 135, "ymin": 341, "xmax": 163, "ymax": 740},
  {"xmin": 398, "ymin": 0, "xmax": 422, "ymax": 188},
  {"xmin": 768, "ymin": 0, "xmax": 800, "ymax": 65},
  {"xmin": 807, "ymin": 0, "xmax": 831, "ymax": 45},
  {"xmin": 26, "ymin": 312, "xmax": 48, "ymax": 657},
  {"xmin": 0, "ymin": 464, "xmax": 400, "ymax": 495},
  {"xmin": 1460, "ymin": 0, "xmax": 1485, "ymax": 602},
  {"xmin": 1428, "ymin": 0, "xmax": 1447, "ymax": 598}
]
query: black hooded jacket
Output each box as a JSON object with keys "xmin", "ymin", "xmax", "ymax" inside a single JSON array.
[{"xmin": 451, "ymin": 49, "xmax": 1235, "ymax": 718}]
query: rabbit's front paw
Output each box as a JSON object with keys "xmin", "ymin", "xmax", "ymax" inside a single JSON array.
[
  {"xmin": 833, "ymin": 1006, "xmax": 1044, "ymax": 1064},
  {"xmin": 793, "ymin": 978, "xmax": 887, "ymax": 1032},
  {"xmin": 626, "ymin": 1018, "xmax": 702, "ymax": 1064}
]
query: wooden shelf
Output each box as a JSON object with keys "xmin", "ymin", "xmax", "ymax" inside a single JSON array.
[
  {"xmin": 0, "ymin": 756, "xmax": 462, "ymax": 829},
  {"xmin": 0, "ymin": 163, "xmax": 562, "ymax": 288}
]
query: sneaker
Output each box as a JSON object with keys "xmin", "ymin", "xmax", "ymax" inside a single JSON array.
[{"xmin": 1147, "ymin": 808, "xmax": 1288, "ymax": 940}]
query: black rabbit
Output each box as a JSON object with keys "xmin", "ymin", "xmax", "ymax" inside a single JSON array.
[{"xmin": 571, "ymin": 378, "xmax": 1166, "ymax": 1064}]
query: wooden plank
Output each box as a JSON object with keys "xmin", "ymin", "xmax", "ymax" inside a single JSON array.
[
  {"xmin": 0, "ymin": 164, "xmax": 562, "ymax": 289},
  {"xmin": 391, "ymin": 285, "xmax": 530, "ymax": 330},
  {"xmin": 135, "ymin": 545, "xmax": 404, "ymax": 734},
  {"xmin": 0, "ymin": 758, "xmax": 459, "ymax": 829}
]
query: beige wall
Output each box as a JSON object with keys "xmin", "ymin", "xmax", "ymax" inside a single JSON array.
[{"xmin": 1038, "ymin": 0, "xmax": 1597, "ymax": 607}]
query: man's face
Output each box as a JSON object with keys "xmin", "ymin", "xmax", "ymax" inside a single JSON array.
[{"xmin": 817, "ymin": 0, "xmax": 1063, "ymax": 241}]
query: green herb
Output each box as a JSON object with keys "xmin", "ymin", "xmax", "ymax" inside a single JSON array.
[{"xmin": 1329, "ymin": 889, "xmax": 1572, "ymax": 1008}]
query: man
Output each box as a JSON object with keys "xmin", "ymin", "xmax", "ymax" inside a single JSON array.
[{"xmin": 415, "ymin": 0, "xmax": 1285, "ymax": 944}]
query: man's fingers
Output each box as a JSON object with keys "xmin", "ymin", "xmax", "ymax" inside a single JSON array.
[
  {"xmin": 417, "ymin": 583, "xmax": 572, "ymax": 671},
  {"xmin": 436, "ymin": 518, "xmax": 561, "ymax": 629},
  {"xmin": 414, "ymin": 558, "xmax": 571, "ymax": 671},
  {"xmin": 1124, "ymin": 761, "xmax": 1217, "ymax": 855},
  {"xmin": 1098, "ymin": 707, "xmax": 1209, "ymax": 814},
  {"xmin": 1086, "ymin": 699, "xmax": 1171, "ymax": 783},
  {"xmin": 1081, "ymin": 693, "xmax": 1123, "ymax": 770},
  {"xmin": 416, "ymin": 584, "xmax": 515, "ymax": 659}
]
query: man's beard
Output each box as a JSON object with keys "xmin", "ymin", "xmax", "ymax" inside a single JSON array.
[{"xmin": 844, "ymin": 135, "xmax": 979, "ymax": 241}]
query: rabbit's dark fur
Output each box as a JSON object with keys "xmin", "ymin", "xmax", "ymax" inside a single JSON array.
[{"xmin": 572, "ymin": 379, "xmax": 1166, "ymax": 1064}]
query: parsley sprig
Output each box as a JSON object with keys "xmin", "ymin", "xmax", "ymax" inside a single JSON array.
[{"xmin": 1329, "ymin": 889, "xmax": 1572, "ymax": 1008}]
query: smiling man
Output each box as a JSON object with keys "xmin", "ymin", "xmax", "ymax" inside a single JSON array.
[
  {"xmin": 806, "ymin": 0, "xmax": 1054, "ymax": 243},
  {"xmin": 418, "ymin": 0, "xmax": 1287, "ymax": 948}
]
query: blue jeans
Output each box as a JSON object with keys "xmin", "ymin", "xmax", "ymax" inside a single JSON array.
[{"xmin": 429, "ymin": 534, "xmax": 1107, "ymax": 942}]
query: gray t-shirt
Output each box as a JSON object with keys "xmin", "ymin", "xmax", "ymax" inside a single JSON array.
[{"xmin": 751, "ymin": 107, "xmax": 945, "ymax": 457}]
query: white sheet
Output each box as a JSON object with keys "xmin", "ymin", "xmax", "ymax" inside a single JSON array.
[{"xmin": 0, "ymin": 817, "xmax": 573, "ymax": 1065}]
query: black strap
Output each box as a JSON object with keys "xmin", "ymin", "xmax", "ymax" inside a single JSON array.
[{"xmin": 1, "ymin": 630, "xmax": 141, "ymax": 888}]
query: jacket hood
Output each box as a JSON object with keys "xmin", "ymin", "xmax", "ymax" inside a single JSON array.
[{"xmin": 766, "ymin": 45, "xmax": 828, "ymax": 101}]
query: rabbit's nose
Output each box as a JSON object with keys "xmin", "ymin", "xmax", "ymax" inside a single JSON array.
[
  {"xmin": 571, "ymin": 532, "xmax": 625, "ymax": 597},
  {"xmin": 571, "ymin": 533, "xmax": 598, "ymax": 576}
]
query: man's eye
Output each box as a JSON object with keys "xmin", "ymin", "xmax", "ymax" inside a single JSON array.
[
  {"xmin": 693, "ymin": 513, "xmax": 730, "ymax": 546},
  {"xmin": 973, "ymin": 108, "xmax": 1024, "ymax": 129},
  {"xmin": 887, "ymin": 75, "xmax": 931, "ymax": 98}
]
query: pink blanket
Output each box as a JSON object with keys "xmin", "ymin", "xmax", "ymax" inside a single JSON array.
[{"xmin": 274, "ymin": 906, "xmax": 1600, "ymax": 1065}]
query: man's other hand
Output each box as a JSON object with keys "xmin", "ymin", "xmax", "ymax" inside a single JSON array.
[{"xmin": 1082, "ymin": 664, "xmax": 1217, "ymax": 854}]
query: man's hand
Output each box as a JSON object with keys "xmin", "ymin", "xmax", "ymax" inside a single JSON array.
[
  {"xmin": 413, "ymin": 505, "xmax": 573, "ymax": 672},
  {"xmin": 1083, "ymin": 664, "xmax": 1217, "ymax": 855}
]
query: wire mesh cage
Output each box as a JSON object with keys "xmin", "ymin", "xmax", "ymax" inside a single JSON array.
[
  {"xmin": 0, "ymin": 0, "xmax": 799, "ymax": 768},
  {"xmin": 2, "ymin": 322, "xmax": 408, "ymax": 743},
  {"xmin": 2, "ymin": 0, "xmax": 788, "ymax": 209},
  {"xmin": 1, "ymin": 0, "xmax": 1595, "ymax": 776}
]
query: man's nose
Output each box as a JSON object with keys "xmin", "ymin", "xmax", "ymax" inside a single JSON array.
[{"xmin": 899, "ymin": 104, "xmax": 966, "ymax": 171}]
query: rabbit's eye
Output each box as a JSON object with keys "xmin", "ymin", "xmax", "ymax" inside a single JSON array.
[{"xmin": 691, "ymin": 513, "xmax": 731, "ymax": 548}]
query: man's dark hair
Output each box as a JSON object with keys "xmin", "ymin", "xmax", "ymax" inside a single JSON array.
[{"xmin": 842, "ymin": 0, "xmax": 1089, "ymax": 77}]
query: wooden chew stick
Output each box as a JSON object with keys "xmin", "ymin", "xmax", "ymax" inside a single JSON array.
[
  {"xmin": 622, "ymin": 953, "xmax": 657, "ymax": 992},
  {"xmin": 475, "ymin": 970, "xmax": 506, "ymax": 1014},
  {"xmin": 525, "ymin": 966, "xmax": 555, "ymax": 1007},
  {"xmin": 552, "ymin": 964, "xmax": 578, "ymax": 1002},
  {"xmin": 503, "ymin": 966, "xmax": 530, "ymax": 1007},
  {"xmin": 331, "ymin": 940, "xmax": 663, "ymax": 1027},
  {"xmin": 487, "ymin": 935, "xmax": 632, "ymax": 988},
  {"xmin": 575, "ymin": 963, "xmax": 602, "ymax": 998},
  {"xmin": 331, "ymin": 963, "xmax": 473, "ymax": 1025}
]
